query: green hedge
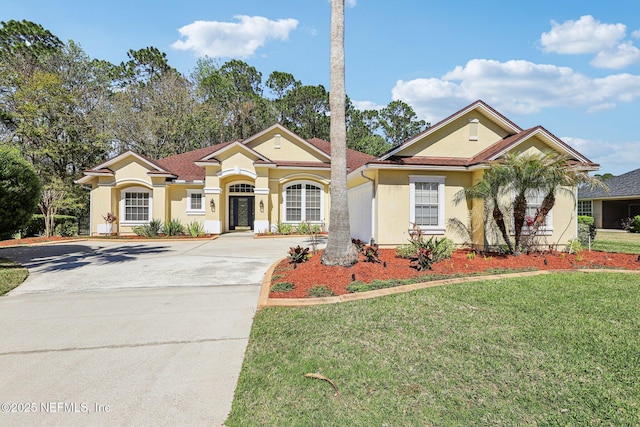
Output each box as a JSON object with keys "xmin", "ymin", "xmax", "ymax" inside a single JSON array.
[
  {"xmin": 23, "ymin": 214, "xmax": 78, "ymax": 237},
  {"xmin": 577, "ymin": 215, "xmax": 597, "ymax": 244}
]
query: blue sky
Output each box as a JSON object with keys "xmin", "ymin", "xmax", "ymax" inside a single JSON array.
[{"xmin": 4, "ymin": 0, "xmax": 640, "ymax": 175}]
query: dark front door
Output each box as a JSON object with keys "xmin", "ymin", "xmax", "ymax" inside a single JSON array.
[{"xmin": 229, "ymin": 196, "xmax": 254, "ymax": 231}]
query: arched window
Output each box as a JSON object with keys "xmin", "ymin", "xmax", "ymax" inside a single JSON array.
[{"xmin": 283, "ymin": 182, "xmax": 322, "ymax": 223}]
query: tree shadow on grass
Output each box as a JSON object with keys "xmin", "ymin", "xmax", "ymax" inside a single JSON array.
[{"xmin": 0, "ymin": 243, "xmax": 172, "ymax": 273}]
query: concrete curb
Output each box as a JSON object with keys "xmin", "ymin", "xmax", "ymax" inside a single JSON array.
[{"xmin": 259, "ymin": 266, "xmax": 640, "ymax": 308}]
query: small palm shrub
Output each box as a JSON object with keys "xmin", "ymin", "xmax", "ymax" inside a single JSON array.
[
  {"xmin": 296, "ymin": 221, "xmax": 310, "ymax": 235},
  {"xmin": 288, "ymin": 245, "xmax": 310, "ymax": 263},
  {"xmin": 187, "ymin": 221, "xmax": 205, "ymax": 237},
  {"xmin": 163, "ymin": 218, "xmax": 185, "ymax": 236},
  {"xmin": 310, "ymin": 224, "xmax": 322, "ymax": 234},
  {"xmin": 133, "ymin": 219, "xmax": 163, "ymax": 237},
  {"xmin": 277, "ymin": 222, "xmax": 293, "ymax": 235}
]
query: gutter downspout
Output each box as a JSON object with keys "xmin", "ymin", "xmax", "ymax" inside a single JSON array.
[{"xmin": 361, "ymin": 170, "xmax": 376, "ymax": 245}]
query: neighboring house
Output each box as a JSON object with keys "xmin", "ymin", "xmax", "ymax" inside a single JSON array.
[
  {"xmin": 78, "ymin": 100, "xmax": 598, "ymax": 249},
  {"xmin": 578, "ymin": 168, "xmax": 640, "ymax": 229}
]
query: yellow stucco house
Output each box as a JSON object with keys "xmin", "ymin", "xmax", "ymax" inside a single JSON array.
[{"xmin": 78, "ymin": 100, "xmax": 597, "ymax": 249}]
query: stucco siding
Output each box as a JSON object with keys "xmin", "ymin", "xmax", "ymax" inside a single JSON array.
[
  {"xmin": 247, "ymin": 129, "xmax": 328, "ymax": 162},
  {"xmin": 396, "ymin": 112, "xmax": 510, "ymax": 158}
]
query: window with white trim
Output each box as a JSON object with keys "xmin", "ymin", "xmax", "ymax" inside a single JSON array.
[
  {"xmin": 515, "ymin": 189, "xmax": 553, "ymax": 233},
  {"xmin": 409, "ymin": 176, "xmax": 445, "ymax": 233},
  {"xmin": 577, "ymin": 200, "xmax": 592, "ymax": 217},
  {"xmin": 187, "ymin": 189, "xmax": 204, "ymax": 214},
  {"xmin": 283, "ymin": 182, "xmax": 323, "ymax": 222},
  {"xmin": 121, "ymin": 188, "xmax": 152, "ymax": 223}
]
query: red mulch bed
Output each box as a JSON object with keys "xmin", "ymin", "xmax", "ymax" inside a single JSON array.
[
  {"xmin": 270, "ymin": 249, "xmax": 640, "ymax": 299},
  {"xmin": 0, "ymin": 236, "xmax": 76, "ymax": 247}
]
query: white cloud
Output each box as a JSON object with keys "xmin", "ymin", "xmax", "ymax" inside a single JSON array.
[
  {"xmin": 172, "ymin": 15, "xmax": 298, "ymax": 58},
  {"xmin": 351, "ymin": 100, "xmax": 384, "ymax": 111},
  {"xmin": 346, "ymin": 0, "xmax": 357, "ymax": 7},
  {"xmin": 540, "ymin": 15, "xmax": 625, "ymax": 54},
  {"xmin": 391, "ymin": 59, "xmax": 640, "ymax": 122},
  {"xmin": 590, "ymin": 41, "xmax": 640, "ymax": 69},
  {"xmin": 562, "ymin": 136, "xmax": 640, "ymax": 175},
  {"xmin": 540, "ymin": 15, "xmax": 640, "ymax": 69}
]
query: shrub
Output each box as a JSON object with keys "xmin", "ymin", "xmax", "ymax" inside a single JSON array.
[
  {"xmin": 409, "ymin": 236, "xmax": 455, "ymax": 271},
  {"xmin": 288, "ymin": 245, "xmax": 310, "ymax": 263},
  {"xmin": 187, "ymin": 221, "xmax": 205, "ymax": 237},
  {"xmin": 164, "ymin": 218, "xmax": 185, "ymax": 236},
  {"xmin": 578, "ymin": 215, "xmax": 597, "ymax": 242},
  {"xmin": 270, "ymin": 282, "xmax": 295, "ymax": 292},
  {"xmin": 351, "ymin": 238, "xmax": 366, "ymax": 252},
  {"xmin": 395, "ymin": 243, "xmax": 417, "ymax": 259},
  {"xmin": 0, "ymin": 146, "xmax": 41, "ymax": 239},
  {"xmin": 308, "ymin": 285, "xmax": 335, "ymax": 297},
  {"xmin": 277, "ymin": 222, "xmax": 293, "ymax": 235},
  {"xmin": 633, "ymin": 216, "xmax": 640, "ymax": 233},
  {"xmin": 55, "ymin": 220, "xmax": 78, "ymax": 237},
  {"xmin": 133, "ymin": 219, "xmax": 163, "ymax": 237},
  {"xmin": 396, "ymin": 236, "xmax": 455, "ymax": 263},
  {"xmin": 361, "ymin": 244, "xmax": 380, "ymax": 263},
  {"xmin": 23, "ymin": 214, "xmax": 78, "ymax": 237},
  {"xmin": 411, "ymin": 247, "xmax": 434, "ymax": 271},
  {"xmin": 296, "ymin": 221, "xmax": 310, "ymax": 235},
  {"xmin": 565, "ymin": 238, "xmax": 583, "ymax": 254},
  {"xmin": 310, "ymin": 224, "xmax": 322, "ymax": 234}
]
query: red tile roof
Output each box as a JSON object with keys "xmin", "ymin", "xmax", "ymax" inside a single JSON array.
[
  {"xmin": 307, "ymin": 137, "xmax": 375, "ymax": 171},
  {"xmin": 155, "ymin": 145, "xmax": 225, "ymax": 181}
]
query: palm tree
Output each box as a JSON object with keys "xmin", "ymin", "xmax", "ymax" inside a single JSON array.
[
  {"xmin": 529, "ymin": 152, "xmax": 606, "ymax": 236},
  {"xmin": 460, "ymin": 151, "xmax": 606, "ymax": 255},
  {"xmin": 457, "ymin": 166, "xmax": 514, "ymax": 254},
  {"xmin": 321, "ymin": 0, "xmax": 358, "ymax": 266}
]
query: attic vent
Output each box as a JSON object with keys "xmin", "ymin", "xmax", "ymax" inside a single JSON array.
[
  {"xmin": 469, "ymin": 118, "xmax": 479, "ymax": 141},
  {"xmin": 274, "ymin": 133, "xmax": 281, "ymax": 149}
]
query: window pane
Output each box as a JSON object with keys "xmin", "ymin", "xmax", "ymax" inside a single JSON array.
[
  {"xmin": 124, "ymin": 192, "xmax": 149, "ymax": 221},
  {"xmin": 414, "ymin": 182, "xmax": 438, "ymax": 226},
  {"xmin": 305, "ymin": 184, "xmax": 321, "ymax": 221},
  {"xmin": 286, "ymin": 185, "xmax": 302, "ymax": 221},
  {"xmin": 190, "ymin": 193, "xmax": 202, "ymax": 210}
]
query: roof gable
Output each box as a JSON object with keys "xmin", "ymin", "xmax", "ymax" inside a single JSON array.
[
  {"xmin": 244, "ymin": 124, "xmax": 332, "ymax": 163},
  {"xmin": 380, "ymin": 100, "xmax": 522, "ymax": 160}
]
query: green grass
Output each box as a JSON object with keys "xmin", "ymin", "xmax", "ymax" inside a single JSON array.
[
  {"xmin": 0, "ymin": 257, "xmax": 28, "ymax": 295},
  {"xmin": 227, "ymin": 272, "xmax": 640, "ymax": 426},
  {"xmin": 591, "ymin": 231, "xmax": 640, "ymax": 254}
]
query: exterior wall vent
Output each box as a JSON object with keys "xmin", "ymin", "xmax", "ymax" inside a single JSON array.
[
  {"xmin": 274, "ymin": 133, "xmax": 281, "ymax": 149},
  {"xmin": 469, "ymin": 118, "xmax": 479, "ymax": 141}
]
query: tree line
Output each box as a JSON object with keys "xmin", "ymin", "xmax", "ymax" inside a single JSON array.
[{"xmin": 0, "ymin": 19, "xmax": 428, "ymax": 226}]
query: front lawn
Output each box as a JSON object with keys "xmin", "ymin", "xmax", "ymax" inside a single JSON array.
[
  {"xmin": 592, "ymin": 231, "xmax": 640, "ymax": 254},
  {"xmin": 227, "ymin": 272, "xmax": 640, "ymax": 426},
  {"xmin": 0, "ymin": 257, "xmax": 28, "ymax": 295}
]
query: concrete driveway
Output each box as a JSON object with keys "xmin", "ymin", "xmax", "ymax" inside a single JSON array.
[{"xmin": 0, "ymin": 233, "xmax": 322, "ymax": 426}]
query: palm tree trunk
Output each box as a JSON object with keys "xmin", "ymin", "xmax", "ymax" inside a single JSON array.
[
  {"xmin": 321, "ymin": 0, "xmax": 358, "ymax": 266},
  {"xmin": 513, "ymin": 193, "xmax": 527, "ymax": 254},
  {"xmin": 492, "ymin": 204, "xmax": 514, "ymax": 254},
  {"xmin": 530, "ymin": 192, "xmax": 555, "ymax": 236}
]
